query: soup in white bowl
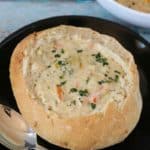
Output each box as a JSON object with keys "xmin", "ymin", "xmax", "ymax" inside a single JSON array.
[
  {"xmin": 116, "ymin": 0, "xmax": 150, "ymax": 13},
  {"xmin": 97, "ymin": 0, "xmax": 150, "ymax": 28}
]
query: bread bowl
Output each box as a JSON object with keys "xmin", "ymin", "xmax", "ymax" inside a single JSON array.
[{"xmin": 10, "ymin": 25, "xmax": 142, "ymax": 150}]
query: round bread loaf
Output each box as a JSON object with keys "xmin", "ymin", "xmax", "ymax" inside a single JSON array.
[{"xmin": 10, "ymin": 25, "xmax": 142, "ymax": 150}]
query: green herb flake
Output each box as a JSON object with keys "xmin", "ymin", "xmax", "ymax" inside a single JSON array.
[
  {"xmin": 70, "ymin": 88, "xmax": 78, "ymax": 93},
  {"xmin": 92, "ymin": 52, "xmax": 109, "ymax": 66},
  {"xmin": 98, "ymin": 75, "xmax": 119, "ymax": 85},
  {"xmin": 59, "ymin": 75, "xmax": 64, "ymax": 79},
  {"xmin": 79, "ymin": 89, "xmax": 89, "ymax": 96},
  {"xmin": 61, "ymin": 49, "xmax": 64, "ymax": 54},
  {"xmin": 58, "ymin": 60, "xmax": 67, "ymax": 66},
  {"xmin": 114, "ymin": 70, "xmax": 121, "ymax": 74},
  {"xmin": 98, "ymin": 80, "xmax": 105, "ymax": 85},
  {"xmin": 52, "ymin": 50, "xmax": 56, "ymax": 53},
  {"xmin": 114, "ymin": 75, "xmax": 119, "ymax": 82},
  {"xmin": 98, "ymin": 80, "xmax": 109, "ymax": 85},
  {"xmin": 91, "ymin": 103, "xmax": 96, "ymax": 109},
  {"xmin": 54, "ymin": 54, "xmax": 61, "ymax": 58},
  {"xmin": 103, "ymin": 60, "xmax": 109, "ymax": 66},
  {"xmin": 59, "ymin": 81, "xmax": 67, "ymax": 86},
  {"xmin": 47, "ymin": 65, "xmax": 51, "ymax": 68},
  {"xmin": 77, "ymin": 49, "xmax": 83, "ymax": 53}
]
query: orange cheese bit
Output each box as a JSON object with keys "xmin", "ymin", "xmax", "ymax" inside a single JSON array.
[
  {"xmin": 92, "ymin": 97, "xmax": 97, "ymax": 103},
  {"xmin": 56, "ymin": 85, "xmax": 64, "ymax": 100}
]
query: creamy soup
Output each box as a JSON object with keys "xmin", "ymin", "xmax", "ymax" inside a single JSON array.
[
  {"xmin": 22, "ymin": 26, "xmax": 129, "ymax": 118},
  {"xmin": 116, "ymin": 0, "xmax": 150, "ymax": 13}
]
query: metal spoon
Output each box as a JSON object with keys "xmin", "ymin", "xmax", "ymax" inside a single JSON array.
[{"xmin": 0, "ymin": 104, "xmax": 47, "ymax": 150}]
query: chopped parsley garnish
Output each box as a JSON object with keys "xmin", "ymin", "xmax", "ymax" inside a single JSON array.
[
  {"xmin": 98, "ymin": 75, "xmax": 119, "ymax": 85},
  {"xmin": 108, "ymin": 75, "xmax": 119, "ymax": 82},
  {"xmin": 54, "ymin": 54, "xmax": 61, "ymax": 58},
  {"xmin": 98, "ymin": 80, "xmax": 111, "ymax": 85},
  {"xmin": 79, "ymin": 89, "xmax": 89, "ymax": 96},
  {"xmin": 92, "ymin": 52, "xmax": 109, "ymax": 66},
  {"xmin": 70, "ymin": 88, "xmax": 89, "ymax": 97},
  {"xmin": 47, "ymin": 65, "xmax": 51, "ymax": 68},
  {"xmin": 59, "ymin": 75, "xmax": 64, "ymax": 79},
  {"xmin": 114, "ymin": 75, "xmax": 119, "ymax": 82},
  {"xmin": 98, "ymin": 80, "xmax": 104, "ymax": 85},
  {"xmin": 70, "ymin": 88, "xmax": 78, "ymax": 93},
  {"xmin": 57, "ymin": 60, "xmax": 67, "ymax": 66},
  {"xmin": 114, "ymin": 70, "xmax": 121, "ymax": 74},
  {"xmin": 59, "ymin": 81, "xmax": 67, "ymax": 86},
  {"xmin": 61, "ymin": 49, "xmax": 64, "ymax": 54},
  {"xmin": 91, "ymin": 103, "xmax": 96, "ymax": 109},
  {"xmin": 77, "ymin": 49, "xmax": 83, "ymax": 53},
  {"xmin": 52, "ymin": 50, "xmax": 56, "ymax": 53}
]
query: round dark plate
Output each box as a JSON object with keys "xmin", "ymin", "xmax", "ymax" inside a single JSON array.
[{"xmin": 0, "ymin": 16, "xmax": 150, "ymax": 150}]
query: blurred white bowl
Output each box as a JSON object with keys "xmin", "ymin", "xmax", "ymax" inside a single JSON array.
[{"xmin": 97, "ymin": 0, "xmax": 150, "ymax": 28}]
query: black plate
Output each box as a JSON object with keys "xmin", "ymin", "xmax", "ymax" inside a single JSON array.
[{"xmin": 0, "ymin": 16, "xmax": 150, "ymax": 150}]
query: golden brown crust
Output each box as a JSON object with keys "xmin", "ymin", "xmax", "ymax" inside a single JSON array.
[{"xmin": 10, "ymin": 25, "xmax": 142, "ymax": 150}]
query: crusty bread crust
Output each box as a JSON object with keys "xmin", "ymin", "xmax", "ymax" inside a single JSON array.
[{"xmin": 10, "ymin": 25, "xmax": 142, "ymax": 150}]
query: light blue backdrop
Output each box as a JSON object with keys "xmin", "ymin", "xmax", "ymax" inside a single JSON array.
[{"xmin": 0, "ymin": 0, "xmax": 149, "ymax": 42}]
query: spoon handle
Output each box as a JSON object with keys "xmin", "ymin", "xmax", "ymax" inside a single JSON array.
[{"xmin": 0, "ymin": 104, "xmax": 47, "ymax": 150}]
